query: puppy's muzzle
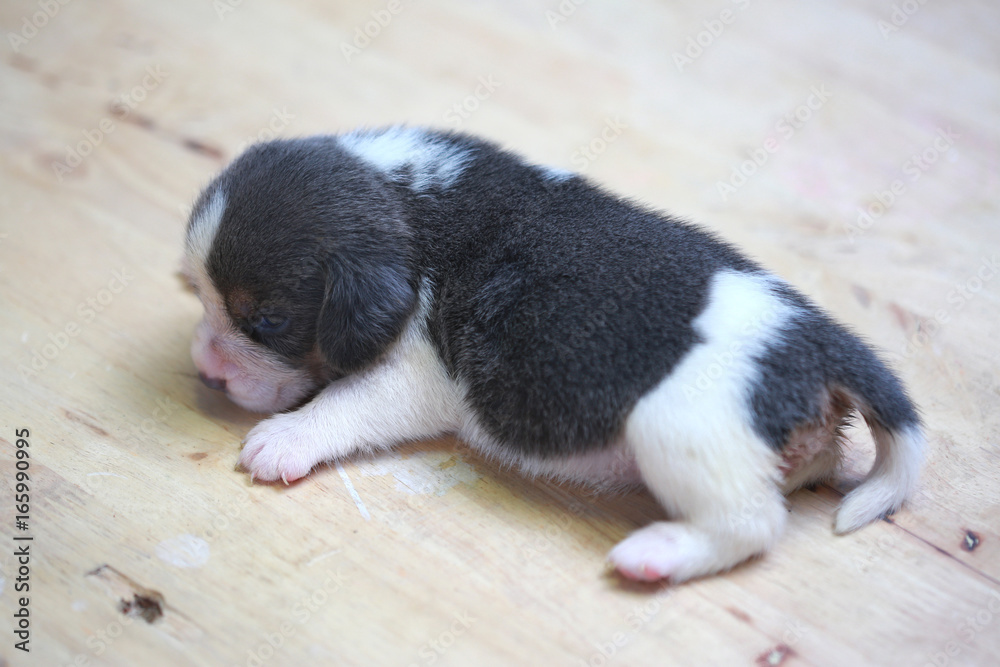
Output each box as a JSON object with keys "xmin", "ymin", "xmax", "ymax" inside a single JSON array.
[{"xmin": 198, "ymin": 371, "xmax": 227, "ymax": 392}]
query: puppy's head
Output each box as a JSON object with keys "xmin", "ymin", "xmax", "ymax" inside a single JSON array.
[{"xmin": 182, "ymin": 137, "xmax": 417, "ymax": 413}]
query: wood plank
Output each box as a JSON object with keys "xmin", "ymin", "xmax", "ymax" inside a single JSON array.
[{"xmin": 1, "ymin": 0, "xmax": 998, "ymax": 665}]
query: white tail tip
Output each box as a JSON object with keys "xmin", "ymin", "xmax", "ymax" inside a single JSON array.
[{"xmin": 834, "ymin": 425, "xmax": 925, "ymax": 534}]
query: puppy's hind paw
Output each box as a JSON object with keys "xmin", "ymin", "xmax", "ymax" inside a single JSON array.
[{"xmin": 608, "ymin": 522, "xmax": 715, "ymax": 584}]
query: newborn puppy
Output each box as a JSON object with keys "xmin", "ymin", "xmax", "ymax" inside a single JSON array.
[{"xmin": 182, "ymin": 126, "xmax": 924, "ymax": 583}]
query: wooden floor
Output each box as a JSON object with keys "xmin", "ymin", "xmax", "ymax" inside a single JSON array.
[{"xmin": 1, "ymin": 1, "xmax": 998, "ymax": 665}]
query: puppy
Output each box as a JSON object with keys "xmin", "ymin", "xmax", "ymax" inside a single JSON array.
[{"xmin": 182, "ymin": 126, "xmax": 924, "ymax": 583}]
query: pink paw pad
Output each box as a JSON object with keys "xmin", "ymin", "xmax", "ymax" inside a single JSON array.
[{"xmin": 608, "ymin": 522, "xmax": 709, "ymax": 584}]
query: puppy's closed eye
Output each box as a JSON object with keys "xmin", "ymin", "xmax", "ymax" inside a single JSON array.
[
  {"xmin": 235, "ymin": 313, "xmax": 290, "ymax": 344},
  {"xmin": 253, "ymin": 313, "xmax": 289, "ymax": 335}
]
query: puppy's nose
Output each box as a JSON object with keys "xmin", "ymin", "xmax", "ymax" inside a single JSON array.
[{"xmin": 198, "ymin": 372, "xmax": 227, "ymax": 392}]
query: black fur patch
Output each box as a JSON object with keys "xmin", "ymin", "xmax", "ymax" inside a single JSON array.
[
  {"xmin": 189, "ymin": 128, "xmax": 920, "ymax": 458},
  {"xmin": 749, "ymin": 286, "xmax": 920, "ymax": 448},
  {"xmin": 195, "ymin": 137, "xmax": 418, "ymax": 373}
]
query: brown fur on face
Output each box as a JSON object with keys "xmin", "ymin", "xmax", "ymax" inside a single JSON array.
[{"xmin": 227, "ymin": 288, "xmax": 256, "ymax": 322}]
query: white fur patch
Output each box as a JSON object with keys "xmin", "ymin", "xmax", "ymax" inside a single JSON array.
[
  {"xmin": 337, "ymin": 126, "xmax": 472, "ymax": 192},
  {"xmin": 538, "ymin": 165, "xmax": 574, "ymax": 183},
  {"xmin": 610, "ymin": 270, "xmax": 798, "ymax": 582},
  {"xmin": 627, "ymin": 270, "xmax": 799, "ymax": 512},
  {"xmin": 239, "ymin": 282, "xmax": 464, "ymax": 482},
  {"xmin": 835, "ymin": 423, "xmax": 925, "ymax": 533},
  {"xmin": 184, "ymin": 188, "xmax": 226, "ymax": 269},
  {"xmin": 677, "ymin": 271, "xmax": 797, "ymax": 406},
  {"xmin": 458, "ymin": 413, "xmax": 641, "ymax": 490}
]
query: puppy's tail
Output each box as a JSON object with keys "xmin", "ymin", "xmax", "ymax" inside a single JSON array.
[{"xmin": 833, "ymin": 358, "xmax": 925, "ymax": 534}]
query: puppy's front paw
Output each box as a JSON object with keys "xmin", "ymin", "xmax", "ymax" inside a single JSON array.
[{"xmin": 239, "ymin": 412, "xmax": 324, "ymax": 484}]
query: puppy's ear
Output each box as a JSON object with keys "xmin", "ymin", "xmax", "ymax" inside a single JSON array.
[{"xmin": 317, "ymin": 254, "xmax": 417, "ymax": 374}]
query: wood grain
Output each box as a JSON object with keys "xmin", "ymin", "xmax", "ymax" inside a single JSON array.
[{"xmin": 1, "ymin": 1, "xmax": 998, "ymax": 665}]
